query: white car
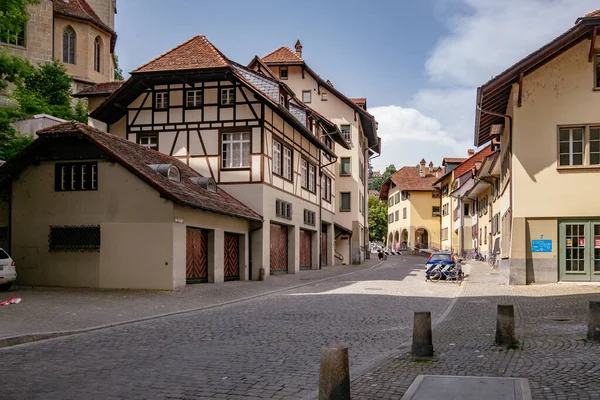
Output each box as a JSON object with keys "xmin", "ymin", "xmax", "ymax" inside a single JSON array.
[{"xmin": 0, "ymin": 248, "xmax": 16, "ymax": 291}]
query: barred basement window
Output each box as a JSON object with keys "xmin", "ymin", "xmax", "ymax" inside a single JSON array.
[
  {"xmin": 49, "ymin": 226, "xmax": 100, "ymax": 252},
  {"xmin": 276, "ymin": 199, "xmax": 292, "ymax": 220},
  {"xmin": 304, "ymin": 209, "xmax": 316, "ymax": 226},
  {"xmin": 55, "ymin": 162, "xmax": 98, "ymax": 191}
]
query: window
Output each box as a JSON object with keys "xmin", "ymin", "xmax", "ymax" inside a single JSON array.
[
  {"xmin": 222, "ymin": 132, "xmax": 250, "ymax": 168},
  {"xmin": 395, "ymin": 210, "xmax": 399, "ymax": 221},
  {"xmin": 94, "ymin": 37, "xmax": 101, "ymax": 72},
  {"xmin": 273, "ymin": 140, "xmax": 282, "ymax": 176},
  {"xmin": 360, "ymin": 193, "xmax": 364, "ymax": 214},
  {"xmin": 441, "ymin": 228, "xmax": 448, "ymax": 241},
  {"xmin": 62, "ymin": 27, "xmax": 76, "ymax": 64},
  {"xmin": 388, "ymin": 213, "xmax": 394, "ymax": 223},
  {"xmin": 55, "ymin": 162, "xmax": 98, "ymax": 191},
  {"xmin": 441, "ymin": 184, "xmax": 449, "ymax": 197},
  {"xmin": 49, "ymin": 226, "xmax": 100, "ymax": 252},
  {"xmin": 321, "ymin": 92, "xmax": 327, "ymax": 101},
  {"xmin": 396, "ymin": 192, "xmax": 401, "ymax": 203},
  {"xmin": 595, "ymin": 53, "xmax": 600, "ymax": 88},
  {"xmin": 302, "ymin": 90, "xmax": 311, "ymax": 103},
  {"xmin": 308, "ymin": 163, "xmax": 316, "ymax": 192},
  {"xmin": 279, "ymin": 67, "xmax": 288, "ymax": 80},
  {"xmin": 340, "ymin": 192, "xmax": 351, "ymax": 211},
  {"xmin": 186, "ymin": 90, "xmax": 203, "ymax": 108},
  {"xmin": 168, "ymin": 165, "xmax": 180, "ymax": 182},
  {"xmin": 442, "ymin": 203, "xmax": 449, "ymax": 216},
  {"xmin": 340, "ymin": 157, "xmax": 351, "ymax": 176},
  {"xmin": 591, "ymin": 128, "xmax": 600, "ymax": 165},
  {"xmin": 464, "ymin": 203, "xmax": 469, "ymax": 216},
  {"xmin": 0, "ymin": 22, "xmax": 25, "ymax": 47},
  {"xmin": 359, "ymin": 160, "xmax": 364, "ymax": 184},
  {"xmin": 484, "ymin": 226, "xmax": 488, "ymax": 244},
  {"xmin": 138, "ymin": 134, "xmax": 158, "ymax": 150},
  {"xmin": 301, "ymin": 159, "xmax": 308, "ymax": 188},
  {"xmin": 403, "ymin": 207, "xmax": 407, "ymax": 219},
  {"xmin": 279, "ymin": 94, "xmax": 286, "ymax": 106},
  {"xmin": 559, "ymin": 127, "xmax": 584, "ymax": 166},
  {"xmin": 432, "ymin": 206, "xmax": 441, "ymax": 217},
  {"xmin": 304, "ymin": 209, "xmax": 316, "ymax": 226},
  {"xmin": 322, "ymin": 175, "xmax": 332, "ymax": 202},
  {"xmin": 388, "ymin": 197, "xmax": 394, "ymax": 207},
  {"xmin": 155, "ymin": 92, "xmax": 169, "ymax": 109},
  {"xmin": 341, "ymin": 125, "xmax": 351, "ymax": 143},
  {"xmin": 221, "ymin": 88, "xmax": 235, "ymax": 105},
  {"xmin": 276, "ymin": 199, "xmax": 292, "ymax": 219},
  {"xmin": 283, "ymin": 147, "xmax": 293, "ymax": 180},
  {"xmin": 401, "ymin": 191, "xmax": 408, "ymax": 201}
]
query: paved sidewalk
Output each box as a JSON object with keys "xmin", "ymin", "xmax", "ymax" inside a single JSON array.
[
  {"xmin": 352, "ymin": 261, "xmax": 600, "ymax": 399},
  {"xmin": 0, "ymin": 258, "xmax": 382, "ymax": 344}
]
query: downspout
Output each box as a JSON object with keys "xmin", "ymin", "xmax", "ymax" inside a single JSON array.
[
  {"xmin": 366, "ymin": 142, "xmax": 381, "ymax": 257},
  {"xmin": 318, "ymin": 130, "xmax": 339, "ymax": 269},
  {"xmin": 248, "ymin": 220, "xmax": 264, "ymax": 280}
]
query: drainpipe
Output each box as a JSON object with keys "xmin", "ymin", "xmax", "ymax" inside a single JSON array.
[
  {"xmin": 248, "ymin": 220, "xmax": 264, "ymax": 280},
  {"xmin": 318, "ymin": 130, "xmax": 339, "ymax": 269}
]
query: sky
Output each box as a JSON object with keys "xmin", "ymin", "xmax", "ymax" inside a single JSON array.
[{"xmin": 115, "ymin": 0, "xmax": 600, "ymax": 172}]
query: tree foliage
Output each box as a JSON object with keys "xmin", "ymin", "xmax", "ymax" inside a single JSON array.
[
  {"xmin": 0, "ymin": 0, "xmax": 39, "ymax": 42},
  {"xmin": 368, "ymin": 164, "xmax": 397, "ymax": 191},
  {"xmin": 368, "ymin": 194, "xmax": 388, "ymax": 243},
  {"xmin": 114, "ymin": 54, "xmax": 124, "ymax": 81}
]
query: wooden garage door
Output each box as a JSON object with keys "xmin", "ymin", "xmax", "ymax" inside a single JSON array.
[
  {"xmin": 300, "ymin": 230, "xmax": 312, "ymax": 270},
  {"xmin": 270, "ymin": 224, "xmax": 288, "ymax": 274},
  {"xmin": 186, "ymin": 228, "xmax": 208, "ymax": 283},
  {"xmin": 224, "ymin": 233, "xmax": 240, "ymax": 281},
  {"xmin": 321, "ymin": 230, "xmax": 327, "ymax": 267}
]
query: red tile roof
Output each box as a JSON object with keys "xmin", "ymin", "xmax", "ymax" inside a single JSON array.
[
  {"xmin": 586, "ymin": 9, "xmax": 600, "ymax": 17},
  {"xmin": 22, "ymin": 122, "xmax": 262, "ymax": 222},
  {"xmin": 133, "ymin": 35, "xmax": 230, "ymax": 73},
  {"xmin": 261, "ymin": 46, "xmax": 304, "ymax": 64},
  {"xmin": 388, "ymin": 166, "xmax": 440, "ymax": 192},
  {"xmin": 443, "ymin": 157, "xmax": 467, "ymax": 164},
  {"xmin": 351, "ymin": 98, "xmax": 366, "ymax": 106},
  {"xmin": 52, "ymin": 0, "xmax": 114, "ymax": 34},
  {"xmin": 452, "ymin": 145, "xmax": 494, "ymax": 180},
  {"xmin": 73, "ymin": 81, "xmax": 124, "ymax": 97}
]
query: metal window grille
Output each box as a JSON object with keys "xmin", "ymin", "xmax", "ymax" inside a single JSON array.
[{"xmin": 49, "ymin": 225, "xmax": 100, "ymax": 252}]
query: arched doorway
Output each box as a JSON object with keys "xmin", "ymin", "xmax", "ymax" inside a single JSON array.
[
  {"xmin": 401, "ymin": 229, "xmax": 408, "ymax": 250},
  {"xmin": 415, "ymin": 228, "xmax": 429, "ymax": 249},
  {"xmin": 388, "ymin": 233, "xmax": 393, "ymax": 249},
  {"xmin": 393, "ymin": 231, "xmax": 400, "ymax": 251}
]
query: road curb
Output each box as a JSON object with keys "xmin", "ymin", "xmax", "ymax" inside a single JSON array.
[{"xmin": 0, "ymin": 259, "xmax": 385, "ymax": 350}]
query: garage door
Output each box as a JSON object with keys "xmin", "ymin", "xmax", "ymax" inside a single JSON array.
[
  {"xmin": 270, "ymin": 224, "xmax": 288, "ymax": 274},
  {"xmin": 224, "ymin": 233, "xmax": 240, "ymax": 281},
  {"xmin": 300, "ymin": 230, "xmax": 312, "ymax": 270},
  {"xmin": 186, "ymin": 228, "xmax": 208, "ymax": 283}
]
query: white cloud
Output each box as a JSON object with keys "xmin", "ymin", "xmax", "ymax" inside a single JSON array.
[{"xmin": 374, "ymin": 0, "xmax": 599, "ymax": 171}]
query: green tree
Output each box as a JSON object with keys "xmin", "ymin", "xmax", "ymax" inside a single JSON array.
[
  {"xmin": 0, "ymin": 0, "xmax": 39, "ymax": 43},
  {"xmin": 114, "ymin": 54, "xmax": 124, "ymax": 80},
  {"xmin": 368, "ymin": 194, "xmax": 388, "ymax": 243},
  {"xmin": 368, "ymin": 164, "xmax": 397, "ymax": 191}
]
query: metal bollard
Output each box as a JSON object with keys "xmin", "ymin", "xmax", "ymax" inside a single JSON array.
[
  {"xmin": 495, "ymin": 304, "xmax": 517, "ymax": 346},
  {"xmin": 412, "ymin": 312, "xmax": 433, "ymax": 357},
  {"xmin": 587, "ymin": 301, "xmax": 600, "ymax": 341},
  {"xmin": 319, "ymin": 345, "xmax": 351, "ymax": 400}
]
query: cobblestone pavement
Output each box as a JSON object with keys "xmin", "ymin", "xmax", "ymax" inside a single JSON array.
[
  {"xmin": 0, "ymin": 258, "xmax": 380, "ymax": 341},
  {"xmin": 352, "ymin": 262, "xmax": 600, "ymax": 400},
  {"xmin": 0, "ymin": 255, "xmax": 459, "ymax": 399}
]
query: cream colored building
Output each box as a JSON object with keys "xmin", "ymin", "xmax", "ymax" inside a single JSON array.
[
  {"xmin": 433, "ymin": 157, "xmax": 465, "ymax": 252},
  {"xmin": 474, "ymin": 9, "xmax": 600, "ymax": 283},
  {"xmin": 249, "ymin": 42, "xmax": 381, "ymax": 265},
  {"xmin": 88, "ymin": 36, "xmax": 350, "ymax": 279},
  {"xmin": 379, "ymin": 160, "xmax": 440, "ymax": 251},
  {"xmin": 0, "ymin": 122, "xmax": 262, "ymax": 289},
  {"xmin": 0, "ymin": 0, "xmax": 117, "ymax": 91}
]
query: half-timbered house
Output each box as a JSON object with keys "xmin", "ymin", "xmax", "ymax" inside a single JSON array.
[{"xmin": 88, "ymin": 35, "xmax": 349, "ymax": 278}]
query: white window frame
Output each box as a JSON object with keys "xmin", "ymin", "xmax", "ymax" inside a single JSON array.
[
  {"xmin": 308, "ymin": 163, "xmax": 316, "ymax": 192},
  {"xmin": 559, "ymin": 127, "xmax": 584, "ymax": 167},
  {"xmin": 301, "ymin": 159, "xmax": 308, "ymax": 188},
  {"xmin": 221, "ymin": 88, "xmax": 235, "ymax": 105},
  {"xmin": 279, "ymin": 67, "xmax": 288, "ymax": 80},
  {"xmin": 273, "ymin": 140, "xmax": 282, "ymax": 176},
  {"xmin": 222, "ymin": 132, "xmax": 250, "ymax": 169},
  {"xmin": 302, "ymin": 90, "xmax": 311, "ymax": 103},
  {"xmin": 341, "ymin": 125, "xmax": 351, "ymax": 143},
  {"xmin": 155, "ymin": 92, "xmax": 169, "ymax": 109},
  {"xmin": 321, "ymin": 92, "xmax": 327, "ymax": 101},
  {"xmin": 138, "ymin": 135, "xmax": 158, "ymax": 150},
  {"xmin": 186, "ymin": 90, "xmax": 203, "ymax": 108},
  {"xmin": 283, "ymin": 147, "xmax": 292, "ymax": 180}
]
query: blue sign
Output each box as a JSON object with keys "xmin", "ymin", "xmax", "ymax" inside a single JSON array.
[{"xmin": 532, "ymin": 239, "xmax": 552, "ymax": 253}]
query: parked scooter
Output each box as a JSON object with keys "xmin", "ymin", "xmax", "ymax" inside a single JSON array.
[{"xmin": 378, "ymin": 248, "xmax": 388, "ymax": 261}]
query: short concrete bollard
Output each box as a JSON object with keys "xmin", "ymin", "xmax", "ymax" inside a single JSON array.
[
  {"xmin": 495, "ymin": 304, "xmax": 517, "ymax": 346},
  {"xmin": 412, "ymin": 312, "xmax": 433, "ymax": 357},
  {"xmin": 319, "ymin": 345, "xmax": 350, "ymax": 400},
  {"xmin": 587, "ymin": 301, "xmax": 600, "ymax": 341},
  {"xmin": 259, "ymin": 268, "xmax": 265, "ymax": 281}
]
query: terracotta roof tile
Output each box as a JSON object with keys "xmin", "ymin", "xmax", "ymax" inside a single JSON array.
[
  {"xmin": 31, "ymin": 122, "xmax": 262, "ymax": 221},
  {"xmin": 452, "ymin": 145, "xmax": 494, "ymax": 180},
  {"xmin": 262, "ymin": 46, "xmax": 304, "ymax": 64},
  {"xmin": 389, "ymin": 166, "xmax": 440, "ymax": 192},
  {"xmin": 350, "ymin": 98, "xmax": 366, "ymax": 106},
  {"xmin": 52, "ymin": 0, "xmax": 114, "ymax": 34},
  {"xmin": 74, "ymin": 81, "xmax": 124, "ymax": 97},
  {"xmin": 586, "ymin": 9, "xmax": 600, "ymax": 17},
  {"xmin": 133, "ymin": 35, "xmax": 230, "ymax": 73},
  {"xmin": 443, "ymin": 157, "xmax": 467, "ymax": 164}
]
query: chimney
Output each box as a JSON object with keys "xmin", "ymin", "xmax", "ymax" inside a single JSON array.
[
  {"xmin": 419, "ymin": 158, "xmax": 426, "ymax": 178},
  {"xmin": 428, "ymin": 161, "xmax": 434, "ymax": 175},
  {"xmin": 295, "ymin": 40, "xmax": 303, "ymax": 58},
  {"xmin": 467, "ymin": 149, "xmax": 475, "ymax": 156}
]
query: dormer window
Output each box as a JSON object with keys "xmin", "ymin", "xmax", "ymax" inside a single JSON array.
[
  {"xmin": 148, "ymin": 164, "xmax": 180, "ymax": 182},
  {"xmin": 279, "ymin": 67, "xmax": 288, "ymax": 80},
  {"xmin": 168, "ymin": 165, "xmax": 180, "ymax": 182},
  {"xmin": 279, "ymin": 94, "xmax": 286, "ymax": 107},
  {"xmin": 190, "ymin": 177, "xmax": 217, "ymax": 192}
]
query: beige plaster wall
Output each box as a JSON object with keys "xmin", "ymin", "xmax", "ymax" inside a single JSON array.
[{"xmin": 410, "ymin": 191, "xmax": 440, "ymax": 247}]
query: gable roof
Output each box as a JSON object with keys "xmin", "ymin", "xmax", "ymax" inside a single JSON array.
[
  {"xmin": 261, "ymin": 46, "xmax": 304, "ymax": 65},
  {"xmin": 73, "ymin": 81, "xmax": 125, "ymax": 97},
  {"xmin": 132, "ymin": 35, "xmax": 229, "ymax": 73},
  {"xmin": 0, "ymin": 122, "xmax": 262, "ymax": 222},
  {"xmin": 451, "ymin": 145, "xmax": 494, "ymax": 181},
  {"xmin": 379, "ymin": 165, "xmax": 440, "ymax": 200},
  {"xmin": 52, "ymin": 0, "xmax": 116, "ymax": 50},
  {"xmin": 475, "ymin": 11, "xmax": 600, "ymax": 146},
  {"xmin": 442, "ymin": 157, "xmax": 466, "ymax": 165},
  {"xmin": 350, "ymin": 98, "xmax": 367, "ymax": 109}
]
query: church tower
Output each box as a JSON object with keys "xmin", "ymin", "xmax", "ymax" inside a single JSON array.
[{"xmin": 86, "ymin": 0, "xmax": 116, "ymax": 30}]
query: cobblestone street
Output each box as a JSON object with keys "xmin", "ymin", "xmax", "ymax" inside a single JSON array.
[{"xmin": 0, "ymin": 255, "xmax": 458, "ymax": 399}]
